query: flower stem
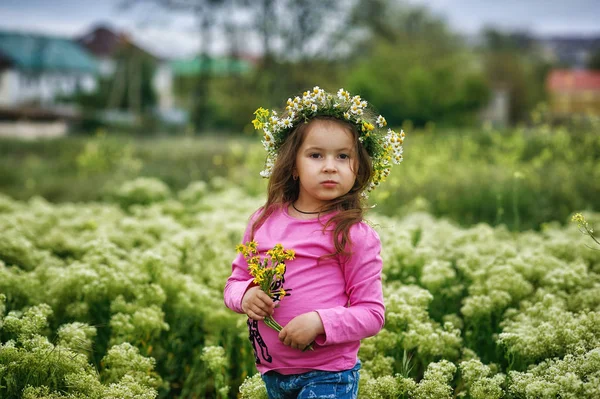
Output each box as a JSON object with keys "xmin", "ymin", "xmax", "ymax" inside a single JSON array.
[{"xmin": 264, "ymin": 316, "xmax": 282, "ymax": 332}]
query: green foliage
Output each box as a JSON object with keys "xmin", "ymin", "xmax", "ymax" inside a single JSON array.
[
  {"xmin": 498, "ymin": 292, "xmax": 600, "ymax": 367},
  {"xmin": 75, "ymin": 131, "xmax": 142, "ymax": 177},
  {"xmin": 413, "ymin": 360, "xmax": 456, "ymax": 399},
  {"xmin": 588, "ymin": 49, "xmax": 600, "ymax": 70},
  {"xmin": 1, "ymin": 176, "xmax": 600, "ymax": 397},
  {"xmin": 239, "ymin": 373, "xmax": 268, "ymax": 399},
  {"xmin": 347, "ymin": 40, "xmax": 490, "ymax": 127},
  {"xmin": 0, "ymin": 304, "xmax": 158, "ymax": 399},
  {"xmin": 101, "ymin": 343, "xmax": 162, "ymax": 389},
  {"xmin": 201, "ymin": 346, "xmax": 230, "ymax": 398},
  {"xmin": 64, "ymin": 45, "xmax": 157, "ymax": 114},
  {"xmin": 2, "ymin": 121, "xmax": 599, "ymax": 232},
  {"xmin": 479, "ymin": 28, "xmax": 552, "ymax": 125},
  {"xmin": 111, "ymin": 177, "xmax": 171, "ymax": 209},
  {"xmin": 508, "ymin": 348, "xmax": 600, "ymax": 399},
  {"xmin": 459, "ymin": 359, "xmax": 505, "ymax": 399}
]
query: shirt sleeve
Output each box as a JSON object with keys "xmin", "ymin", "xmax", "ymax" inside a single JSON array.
[
  {"xmin": 223, "ymin": 212, "xmax": 259, "ymax": 314},
  {"xmin": 314, "ymin": 222, "xmax": 385, "ymax": 346}
]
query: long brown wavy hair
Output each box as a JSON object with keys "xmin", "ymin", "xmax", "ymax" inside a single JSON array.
[{"xmin": 250, "ymin": 116, "xmax": 373, "ymax": 257}]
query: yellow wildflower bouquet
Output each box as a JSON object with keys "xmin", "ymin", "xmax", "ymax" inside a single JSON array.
[
  {"xmin": 236, "ymin": 241, "xmax": 294, "ymax": 332},
  {"xmin": 237, "ymin": 241, "xmax": 314, "ymax": 351}
]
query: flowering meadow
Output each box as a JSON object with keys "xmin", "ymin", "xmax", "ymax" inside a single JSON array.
[{"xmin": 0, "ymin": 176, "xmax": 599, "ymax": 398}]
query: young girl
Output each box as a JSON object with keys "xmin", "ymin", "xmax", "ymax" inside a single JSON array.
[{"xmin": 224, "ymin": 87, "xmax": 404, "ymax": 398}]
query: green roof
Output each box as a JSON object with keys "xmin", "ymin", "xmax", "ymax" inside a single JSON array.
[
  {"xmin": 0, "ymin": 30, "xmax": 98, "ymax": 73},
  {"xmin": 170, "ymin": 57, "xmax": 252, "ymax": 76}
]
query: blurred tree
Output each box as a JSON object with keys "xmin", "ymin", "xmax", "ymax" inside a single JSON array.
[
  {"xmin": 479, "ymin": 28, "xmax": 551, "ymax": 124},
  {"xmin": 120, "ymin": 0, "xmax": 345, "ymax": 132},
  {"xmin": 345, "ymin": 0, "xmax": 490, "ymax": 127},
  {"xmin": 588, "ymin": 49, "xmax": 600, "ymax": 70},
  {"xmin": 107, "ymin": 42, "xmax": 157, "ymax": 113},
  {"xmin": 121, "ymin": 0, "xmax": 230, "ymax": 131},
  {"xmin": 249, "ymin": 0, "xmax": 344, "ymax": 103},
  {"xmin": 59, "ymin": 39, "xmax": 158, "ymax": 134}
]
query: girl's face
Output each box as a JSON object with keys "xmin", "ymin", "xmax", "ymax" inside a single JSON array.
[{"xmin": 293, "ymin": 119, "xmax": 358, "ymax": 211}]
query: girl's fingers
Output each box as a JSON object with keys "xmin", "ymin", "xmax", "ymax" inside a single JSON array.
[
  {"xmin": 247, "ymin": 308, "xmax": 265, "ymax": 321},
  {"xmin": 246, "ymin": 309, "xmax": 260, "ymax": 320},
  {"xmin": 243, "ymin": 291, "xmax": 274, "ymax": 319},
  {"xmin": 258, "ymin": 292, "xmax": 275, "ymax": 309},
  {"xmin": 278, "ymin": 329, "xmax": 287, "ymax": 343},
  {"xmin": 254, "ymin": 299, "xmax": 274, "ymax": 315},
  {"xmin": 249, "ymin": 304, "xmax": 263, "ymax": 317},
  {"xmin": 253, "ymin": 302, "xmax": 275, "ymax": 317}
]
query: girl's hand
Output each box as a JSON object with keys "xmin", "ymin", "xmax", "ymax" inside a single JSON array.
[
  {"xmin": 242, "ymin": 286, "xmax": 275, "ymax": 321},
  {"xmin": 279, "ymin": 311, "xmax": 324, "ymax": 350}
]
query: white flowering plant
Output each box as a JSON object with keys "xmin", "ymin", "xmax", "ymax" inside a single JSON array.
[
  {"xmin": 251, "ymin": 86, "xmax": 405, "ymax": 196},
  {"xmin": 2, "ymin": 181, "xmax": 600, "ymax": 398}
]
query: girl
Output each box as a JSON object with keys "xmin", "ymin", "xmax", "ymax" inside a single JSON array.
[{"xmin": 224, "ymin": 87, "xmax": 404, "ymax": 398}]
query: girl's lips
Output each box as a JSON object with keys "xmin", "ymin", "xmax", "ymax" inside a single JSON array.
[{"xmin": 320, "ymin": 181, "xmax": 338, "ymax": 187}]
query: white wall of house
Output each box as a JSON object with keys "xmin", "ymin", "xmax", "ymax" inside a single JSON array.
[
  {"xmin": 98, "ymin": 57, "xmax": 116, "ymax": 77},
  {"xmin": 480, "ymin": 88, "xmax": 509, "ymax": 127},
  {"xmin": 0, "ymin": 70, "xmax": 19, "ymax": 106},
  {"xmin": 0, "ymin": 69, "xmax": 96, "ymax": 107},
  {"xmin": 0, "ymin": 120, "xmax": 67, "ymax": 139},
  {"xmin": 153, "ymin": 62, "xmax": 174, "ymax": 111}
]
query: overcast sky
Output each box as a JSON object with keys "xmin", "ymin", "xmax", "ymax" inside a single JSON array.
[{"xmin": 1, "ymin": 0, "xmax": 599, "ymax": 58}]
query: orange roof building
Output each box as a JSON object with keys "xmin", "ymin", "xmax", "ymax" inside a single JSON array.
[{"xmin": 547, "ymin": 69, "xmax": 600, "ymax": 116}]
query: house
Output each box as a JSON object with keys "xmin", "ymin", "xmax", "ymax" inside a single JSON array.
[
  {"xmin": 76, "ymin": 25, "xmax": 125, "ymax": 77},
  {"xmin": 0, "ymin": 30, "xmax": 98, "ymax": 108},
  {"xmin": 170, "ymin": 56, "xmax": 254, "ymax": 77},
  {"xmin": 77, "ymin": 25, "xmax": 175, "ymax": 114},
  {"xmin": 546, "ymin": 69, "xmax": 600, "ymax": 116},
  {"xmin": 76, "ymin": 25, "xmax": 257, "ymax": 126},
  {"xmin": 0, "ymin": 30, "xmax": 99, "ymax": 138},
  {"xmin": 538, "ymin": 36, "xmax": 600, "ymax": 68}
]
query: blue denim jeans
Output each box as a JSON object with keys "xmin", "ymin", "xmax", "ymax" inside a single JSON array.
[{"xmin": 261, "ymin": 361, "xmax": 361, "ymax": 399}]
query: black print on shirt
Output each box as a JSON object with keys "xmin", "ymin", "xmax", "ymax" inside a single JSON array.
[
  {"xmin": 248, "ymin": 318, "xmax": 271, "ymax": 364},
  {"xmin": 247, "ymin": 274, "xmax": 291, "ymax": 364}
]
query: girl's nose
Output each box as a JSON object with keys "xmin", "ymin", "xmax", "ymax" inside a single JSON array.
[{"xmin": 323, "ymin": 157, "xmax": 337, "ymax": 172}]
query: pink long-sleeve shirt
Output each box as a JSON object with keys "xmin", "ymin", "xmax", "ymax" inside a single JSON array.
[{"xmin": 224, "ymin": 205, "xmax": 385, "ymax": 375}]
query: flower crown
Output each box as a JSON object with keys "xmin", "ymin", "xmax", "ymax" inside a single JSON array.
[{"xmin": 252, "ymin": 86, "xmax": 405, "ymax": 196}]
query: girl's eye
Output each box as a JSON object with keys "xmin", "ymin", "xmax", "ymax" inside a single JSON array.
[
  {"xmin": 339, "ymin": 154, "xmax": 350, "ymax": 160},
  {"xmin": 309, "ymin": 153, "xmax": 321, "ymax": 159}
]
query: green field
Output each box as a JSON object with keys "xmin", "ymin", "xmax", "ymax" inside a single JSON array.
[
  {"xmin": 2, "ymin": 122, "xmax": 599, "ymax": 231},
  {"xmin": 1, "ymin": 124, "xmax": 599, "ymax": 398}
]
